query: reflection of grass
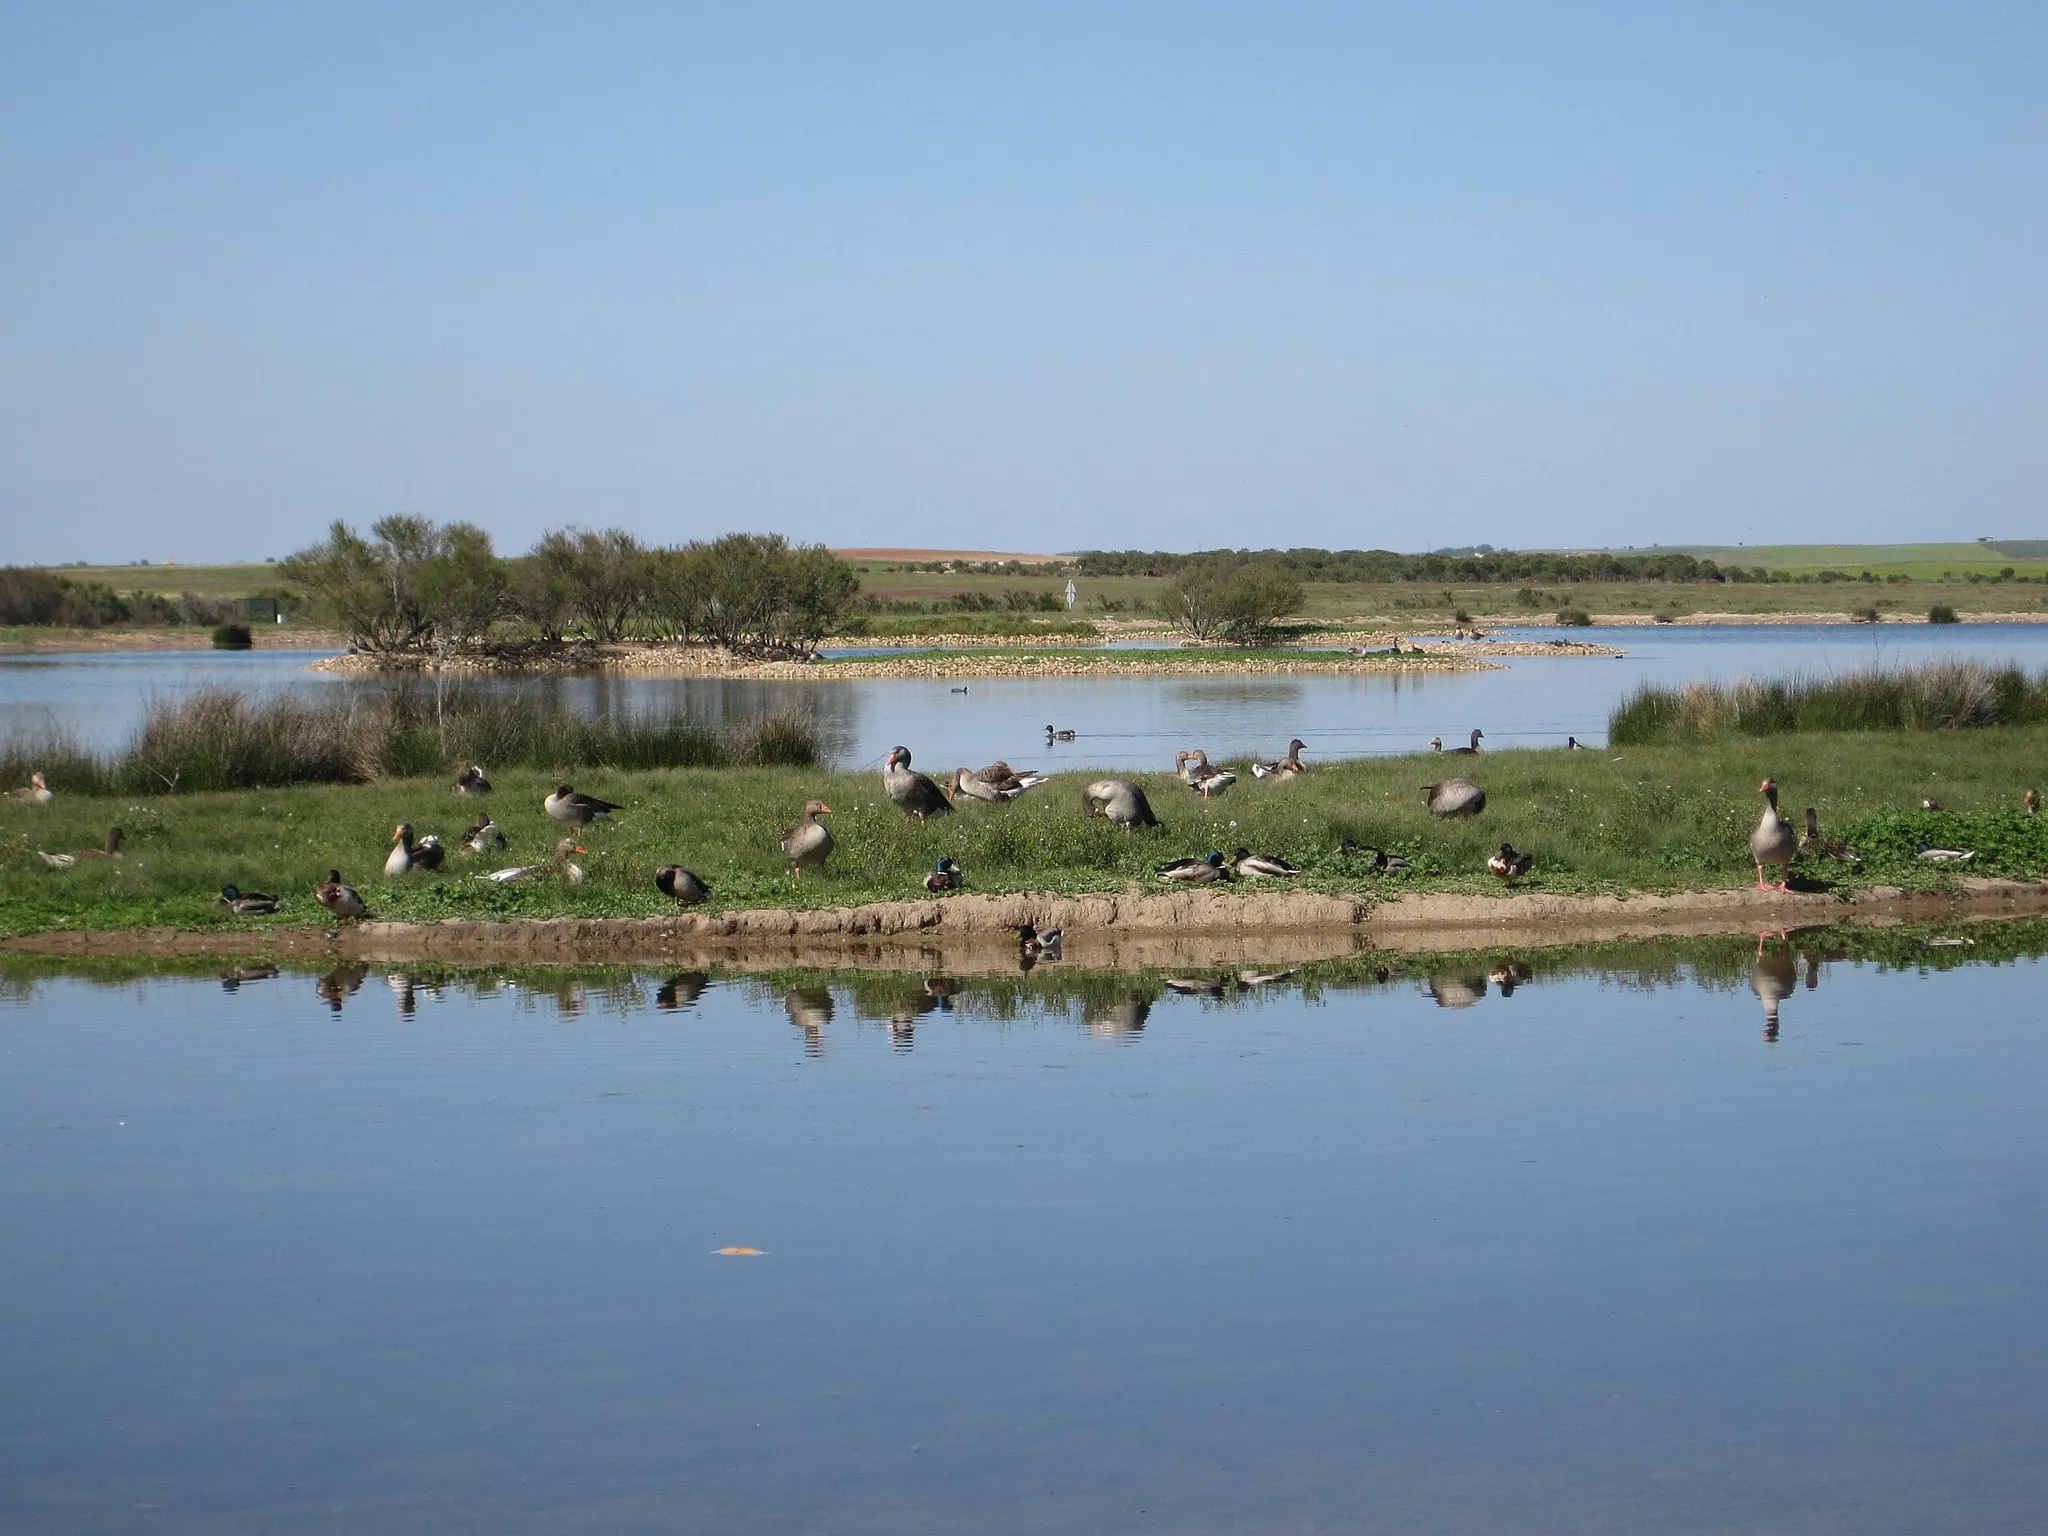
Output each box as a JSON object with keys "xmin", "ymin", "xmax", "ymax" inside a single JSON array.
[{"xmin": 4, "ymin": 728, "xmax": 2048, "ymax": 938}]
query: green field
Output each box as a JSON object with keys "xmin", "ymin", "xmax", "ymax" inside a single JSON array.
[
  {"xmin": 4, "ymin": 732, "xmax": 2045, "ymax": 939},
  {"xmin": 1627, "ymin": 543, "xmax": 2048, "ymax": 579}
]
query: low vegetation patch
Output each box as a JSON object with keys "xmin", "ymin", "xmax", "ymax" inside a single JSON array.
[{"xmin": 1610, "ymin": 661, "xmax": 2048, "ymax": 744}]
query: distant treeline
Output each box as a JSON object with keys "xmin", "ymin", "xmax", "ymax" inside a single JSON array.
[
  {"xmin": 0, "ymin": 567, "xmax": 272, "ymax": 629},
  {"xmin": 1072, "ymin": 548, "xmax": 1984, "ymax": 585}
]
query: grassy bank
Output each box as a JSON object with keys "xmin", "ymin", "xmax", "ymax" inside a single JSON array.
[
  {"xmin": 1612, "ymin": 662, "xmax": 2048, "ymax": 744},
  {"xmin": 4, "ymin": 729, "xmax": 2046, "ymax": 939}
]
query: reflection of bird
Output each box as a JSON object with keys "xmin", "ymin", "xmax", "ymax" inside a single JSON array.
[
  {"xmin": 785, "ymin": 988, "xmax": 834, "ymax": 1055},
  {"xmin": 1176, "ymin": 749, "xmax": 1236, "ymax": 798},
  {"xmin": 1489, "ymin": 960, "xmax": 1533, "ymax": 996},
  {"xmin": 1753, "ymin": 932, "xmax": 1796, "ymax": 1040},
  {"xmin": 385, "ymin": 823, "xmax": 445, "ymax": 876},
  {"xmin": 1251, "ymin": 739, "xmax": 1308, "ymax": 779},
  {"xmin": 6, "ymin": 772, "xmax": 52, "ymax": 803},
  {"xmin": 1799, "ymin": 808, "xmax": 1855, "ymax": 861},
  {"xmin": 315, "ymin": 964, "xmax": 367, "ymax": 1015},
  {"xmin": 1046, "ymin": 725, "xmax": 1077, "ymax": 741},
  {"xmin": 1086, "ymin": 997, "xmax": 1151, "ymax": 1038},
  {"xmin": 884, "ymin": 746, "xmax": 952, "ymax": 822},
  {"xmin": 781, "ymin": 801, "xmax": 834, "ymax": 877},
  {"xmin": 1158, "ymin": 851, "xmax": 1231, "ymax": 883},
  {"xmin": 656, "ymin": 865, "xmax": 712, "ymax": 905},
  {"xmin": 1446, "ymin": 728, "xmax": 1484, "ymax": 755},
  {"xmin": 1232, "ymin": 847, "xmax": 1298, "ymax": 878},
  {"xmin": 1428, "ymin": 976, "xmax": 1486, "ymax": 1008},
  {"xmin": 545, "ymin": 784, "xmax": 620, "ymax": 827},
  {"xmin": 924, "ymin": 856, "xmax": 964, "ymax": 892},
  {"xmin": 1238, "ymin": 968, "xmax": 1297, "ymax": 987},
  {"xmin": 217, "ymin": 883, "xmax": 279, "ymax": 916},
  {"xmin": 454, "ymin": 764, "xmax": 492, "ymax": 795},
  {"xmin": 1083, "ymin": 779, "xmax": 1158, "ymax": 831},
  {"xmin": 1017, "ymin": 923, "xmax": 1062, "ymax": 958},
  {"xmin": 1424, "ymin": 779, "xmax": 1486, "ymax": 817},
  {"xmin": 1915, "ymin": 842, "xmax": 1974, "ymax": 862},
  {"xmin": 1164, "ymin": 976, "xmax": 1227, "ymax": 996},
  {"xmin": 656, "ymin": 972, "xmax": 711, "ymax": 1011},
  {"xmin": 316, "ymin": 870, "xmax": 369, "ymax": 921},
  {"xmin": 1749, "ymin": 778, "xmax": 1797, "ymax": 892},
  {"xmin": 1487, "ymin": 843, "xmax": 1534, "ymax": 882}
]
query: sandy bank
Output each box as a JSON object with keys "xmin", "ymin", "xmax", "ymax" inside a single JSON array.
[{"xmin": 10, "ymin": 879, "xmax": 2044, "ymax": 970}]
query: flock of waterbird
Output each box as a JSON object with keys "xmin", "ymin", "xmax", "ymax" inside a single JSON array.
[{"xmin": 9, "ymin": 726, "xmax": 2041, "ymax": 938}]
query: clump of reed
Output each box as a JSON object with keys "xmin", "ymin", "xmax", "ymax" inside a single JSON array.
[
  {"xmin": 1610, "ymin": 660, "xmax": 2048, "ymax": 745},
  {"xmin": 0, "ymin": 686, "xmax": 820, "ymax": 794}
]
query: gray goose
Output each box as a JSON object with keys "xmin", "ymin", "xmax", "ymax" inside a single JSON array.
[
  {"xmin": 1799, "ymin": 808, "xmax": 1855, "ymax": 861},
  {"xmin": 883, "ymin": 746, "xmax": 952, "ymax": 823},
  {"xmin": 36, "ymin": 826, "xmax": 125, "ymax": 869},
  {"xmin": 655, "ymin": 865, "xmax": 712, "ymax": 905},
  {"xmin": 1083, "ymin": 779, "xmax": 1159, "ymax": 831},
  {"xmin": 385, "ymin": 823, "xmax": 446, "ymax": 876},
  {"xmin": 1446, "ymin": 729, "xmax": 1484, "ymax": 755},
  {"xmin": 1749, "ymin": 778, "xmax": 1797, "ymax": 891},
  {"xmin": 545, "ymin": 785, "xmax": 621, "ymax": 827},
  {"xmin": 1424, "ymin": 779, "xmax": 1486, "ymax": 817},
  {"xmin": 1175, "ymin": 749, "xmax": 1237, "ymax": 799},
  {"xmin": 1251, "ymin": 740, "xmax": 1307, "ymax": 780},
  {"xmin": 781, "ymin": 800, "xmax": 834, "ymax": 877}
]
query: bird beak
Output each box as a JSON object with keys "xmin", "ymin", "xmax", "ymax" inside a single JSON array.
[{"xmin": 818, "ymin": 804, "xmax": 833, "ymax": 815}]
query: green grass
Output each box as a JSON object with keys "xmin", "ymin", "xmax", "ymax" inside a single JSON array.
[
  {"xmin": 1629, "ymin": 543, "xmax": 2048, "ymax": 579},
  {"xmin": 4, "ymin": 730, "xmax": 2047, "ymax": 939},
  {"xmin": 1611, "ymin": 662, "xmax": 2048, "ymax": 744}
]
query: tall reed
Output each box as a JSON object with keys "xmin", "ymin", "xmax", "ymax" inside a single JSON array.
[{"xmin": 1610, "ymin": 661, "xmax": 2048, "ymax": 745}]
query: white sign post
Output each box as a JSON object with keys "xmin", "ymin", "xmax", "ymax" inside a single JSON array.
[{"xmin": 1064, "ymin": 580, "xmax": 1077, "ymax": 610}]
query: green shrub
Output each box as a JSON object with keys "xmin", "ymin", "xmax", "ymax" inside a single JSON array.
[
  {"xmin": 1849, "ymin": 605, "xmax": 1880, "ymax": 624},
  {"xmin": 1928, "ymin": 603, "xmax": 1960, "ymax": 624},
  {"xmin": 211, "ymin": 623, "xmax": 253, "ymax": 650},
  {"xmin": 1556, "ymin": 607, "xmax": 1593, "ymax": 627}
]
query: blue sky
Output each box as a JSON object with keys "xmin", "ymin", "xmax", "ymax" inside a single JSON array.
[{"xmin": 1, "ymin": 3, "xmax": 2041, "ymax": 564}]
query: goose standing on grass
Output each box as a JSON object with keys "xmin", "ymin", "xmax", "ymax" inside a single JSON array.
[
  {"xmin": 883, "ymin": 746, "xmax": 952, "ymax": 823},
  {"xmin": 781, "ymin": 800, "xmax": 834, "ymax": 877},
  {"xmin": 1046, "ymin": 726, "xmax": 1077, "ymax": 742},
  {"xmin": 1799, "ymin": 808, "xmax": 1856, "ymax": 861},
  {"xmin": 1232, "ymin": 847, "xmax": 1299, "ymax": 878},
  {"xmin": 1158, "ymin": 851, "xmax": 1232, "ymax": 884},
  {"xmin": 460, "ymin": 813, "xmax": 506, "ymax": 853},
  {"xmin": 316, "ymin": 870, "xmax": 370, "ymax": 921},
  {"xmin": 480, "ymin": 838, "xmax": 586, "ymax": 884},
  {"xmin": 1487, "ymin": 843, "xmax": 1534, "ymax": 883},
  {"xmin": 1083, "ymin": 779, "xmax": 1159, "ymax": 831},
  {"xmin": 1251, "ymin": 740, "xmax": 1308, "ymax": 780},
  {"xmin": 454, "ymin": 764, "xmax": 492, "ymax": 795},
  {"xmin": 924, "ymin": 856, "xmax": 964, "ymax": 892},
  {"xmin": 217, "ymin": 883, "xmax": 280, "ymax": 916},
  {"xmin": 1749, "ymin": 778, "xmax": 1798, "ymax": 892},
  {"xmin": 1176, "ymin": 749, "xmax": 1237, "ymax": 799},
  {"xmin": 1424, "ymin": 779, "xmax": 1486, "ymax": 818},
  {"xmin": 7, "ymin": 772, "xmax": 53, "ymax": 803},
  {"xmin": 545, "ymin": 784, "xmax": 620, "ymax": 828},
  {"xmin": 385, "ymin": 823, "xmax": 446, "ymax": 876},
  {"xmin": 36, "ymin": 827, "xmax": 125, "ymax": 869},
  {"xmin": 655, "ymin": 865, "xmax": 712, "ymax": 906},
  {"xmin": 1446, "ymin": 729, "xmax": 1484, "ymax": 755}
]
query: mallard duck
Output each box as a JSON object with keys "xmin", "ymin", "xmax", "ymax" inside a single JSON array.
[
  {"xmin": 655, "ymin": 865, "xmax": 712, "ymax": 905},
  {"xmin": 385, "ymin": 823, "xmax": 446, "ymax": 876},
  {"xmin": 1915, "ymin": 842, "xmax": 1974, "ymax": 862},
  {"xmin": 1424, "ymin": 779, "xmax": 1486, "ymax": 817},
  {"xmin": 459, "ymin": 813, "xmax": 505, "ymax": 853},
  {"xmin": 1175, "ymin": 749, "xmax": 1236, "ymax": 799},
  {"xmin": 1251, "ymin": 739, "xmax": 1308, "ymax": 779},
  {"xmin": 454, "ymin": 764, "xmax": 492, "ymax": 795},
  {"xmin": 544, "ymin": 785, "xmax": 620, "ymax": 827},
  {"xmin": 480, "ymin": 837, "xmax": 585, "ymax": 883},
  {"xmin": 1232, "ymin": 847, "xmax": 1298, "ymax": 878},
  {"xmin": 781, "ymin": 800, "xmax": 834, "ymax": 877},
  {"xmin": 883, "ymin": 746, "xmax": 952, "ymax": 823},
  {"xmin": 36, "ymin": 826, "xmax": 124, "ymax": 869},
  {"xmin": 1083, "ymin": 779, "xmax": 1159, "ymax": 831},
  {"xmin": 924, "ymin": 856, "xmax": 964, "ymax": 892},
  {"xmin": 1487, "ymin": 843, "xmax": 1534, "ymax": 882},
  {"xmin": 1446, "ymin": 729, "xmax": 1484, "ymax": 755},
  {"xmin": 315, "ymin": 870, "xmax": 370, "ymax": 921},
  {"xmin": 1341, "ymin": 840, "xmax": 1413, "ymax": 874},
  {"xmin": 217, "ymin": 883, "xmax": 280, "ymax": 916},
  {"xmin": 6, "ymin": 772, "xmax": 52, "ymax": 803},
  {"xmin": 1017, "ymin": 923, "xmax": 1062, "ymax": 958},
  {"xmin": 1749, "ymin": 778, "xmax": 1797, "ymax": 891},
  {"xmin": 1045, "ymin": 726, "xmax": 1077, "ymax": 741},
  {"xmin": 1921, "ymin": 797, "xmax": 1942, "ymax": 812},
  {"xmin": 1799, "ymin": 808, "xmax": 1856, "ymax": 861},
  {"xmin": 1158, "ymin": 851, "xmax": 1232, "ymax": 883}
]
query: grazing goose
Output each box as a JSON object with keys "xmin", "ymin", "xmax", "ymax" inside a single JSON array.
[
  {"xmin": 459, "ymin": 813, "xmax": 506, "ymax": 853},
  {"xmin": 1799, "ymin": 808, "xmax": 1856, "ymax": 861},
  {"xmin": 217, "ymin": 883, "xmax": 280, "ymax": 916},
  {"xmin": 883, "ymin": 746, "xmax": 952, "ymax": 823},
  {"xmin": 6, "ymin": 772, "xmax": 53, "ymax": 803},
  {"xmin": 1250, "ymin": 739, "xmax": 1308, "ymax": 780},
  {"xmin": 1045, "ymin": 725, "xmax": 1077, "ymax": 741},
  {"xmin": 1017, "ymin": 923, "xmax": 1062, "ymax": 959},
  {"xmin": 1158, "ymin": 851, "xmax": 1232, "ymax": 884},
  {"xmin": 385, "ymin": 823, "xmax": 446, "ymax": 876},
  {"xmin": 1424, "ymin": 779, "xmax": 1486, "ymax": 818},
  {"xmin": 35, "ymin": 827, "xmax": 125, "ymax": 869},
  {"xmin": 1446, "ymin": 729, "xmax": 1484, "ymax": 755},
  {"xmin": 1487, "ymin": 843, "xmax": 1534, "ymax": 883},
  {"xmin": 2027, "ymin": 788, "xmax": 2041, "ymax": 816},
  {"xmin": 480, "ymin": 837, "xmax": 586, "ymax": 884},
  {"xmin": 655, "ymin": 865, "xmax": 712, "ymax": 906},
  {"xmin": 545, "ymin": 785, "xmax": 620, "ymax": 828},
  {"xmin": 781, "ymin": 800, "xmax": 834, "ymax": 877},
  {"xmin": 1341, "ymin": 840, "xmax": 1413, "ymax": 874},
  {"xmin": 950, "ymin": 766, "xmax": 1011, "ymax": 803},
  {"xmin": 1915, "ymin": 842, "xmax": 1975, "ymax": 862},
  {"xmin": 924, "ymin": 856, "xmax": 964, "ymax": 892},
  {"xmin": 1175, "ymin": 749, "xmax": 1237, "ymax": 799},
  {"xmin": 1083, "ymin": 779, "xmax": 1159, "ymax": 831},
  {"xmin": 1232, "ymin": 847, "xmax": 1299, "ymax": 878},
  {"xmin": 1749, "ymin": 778, "xmax": 1798, "ymax": 891},
  {"xmin": 453, "ymin": 764, "xmax": 492, "ymax": 795},
  {"xmin": 315, "ymin": 870, "xmax": 370, "ymax": 921}
]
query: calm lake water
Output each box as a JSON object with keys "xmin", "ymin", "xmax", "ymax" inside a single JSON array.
[
  {"xmin": 5, "ymin": 622, "xmax": 2048, "ymax": 770},
  {"xmin": 2, "ymin": 932, "xmax": 2045, "ymax": 1533}
]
